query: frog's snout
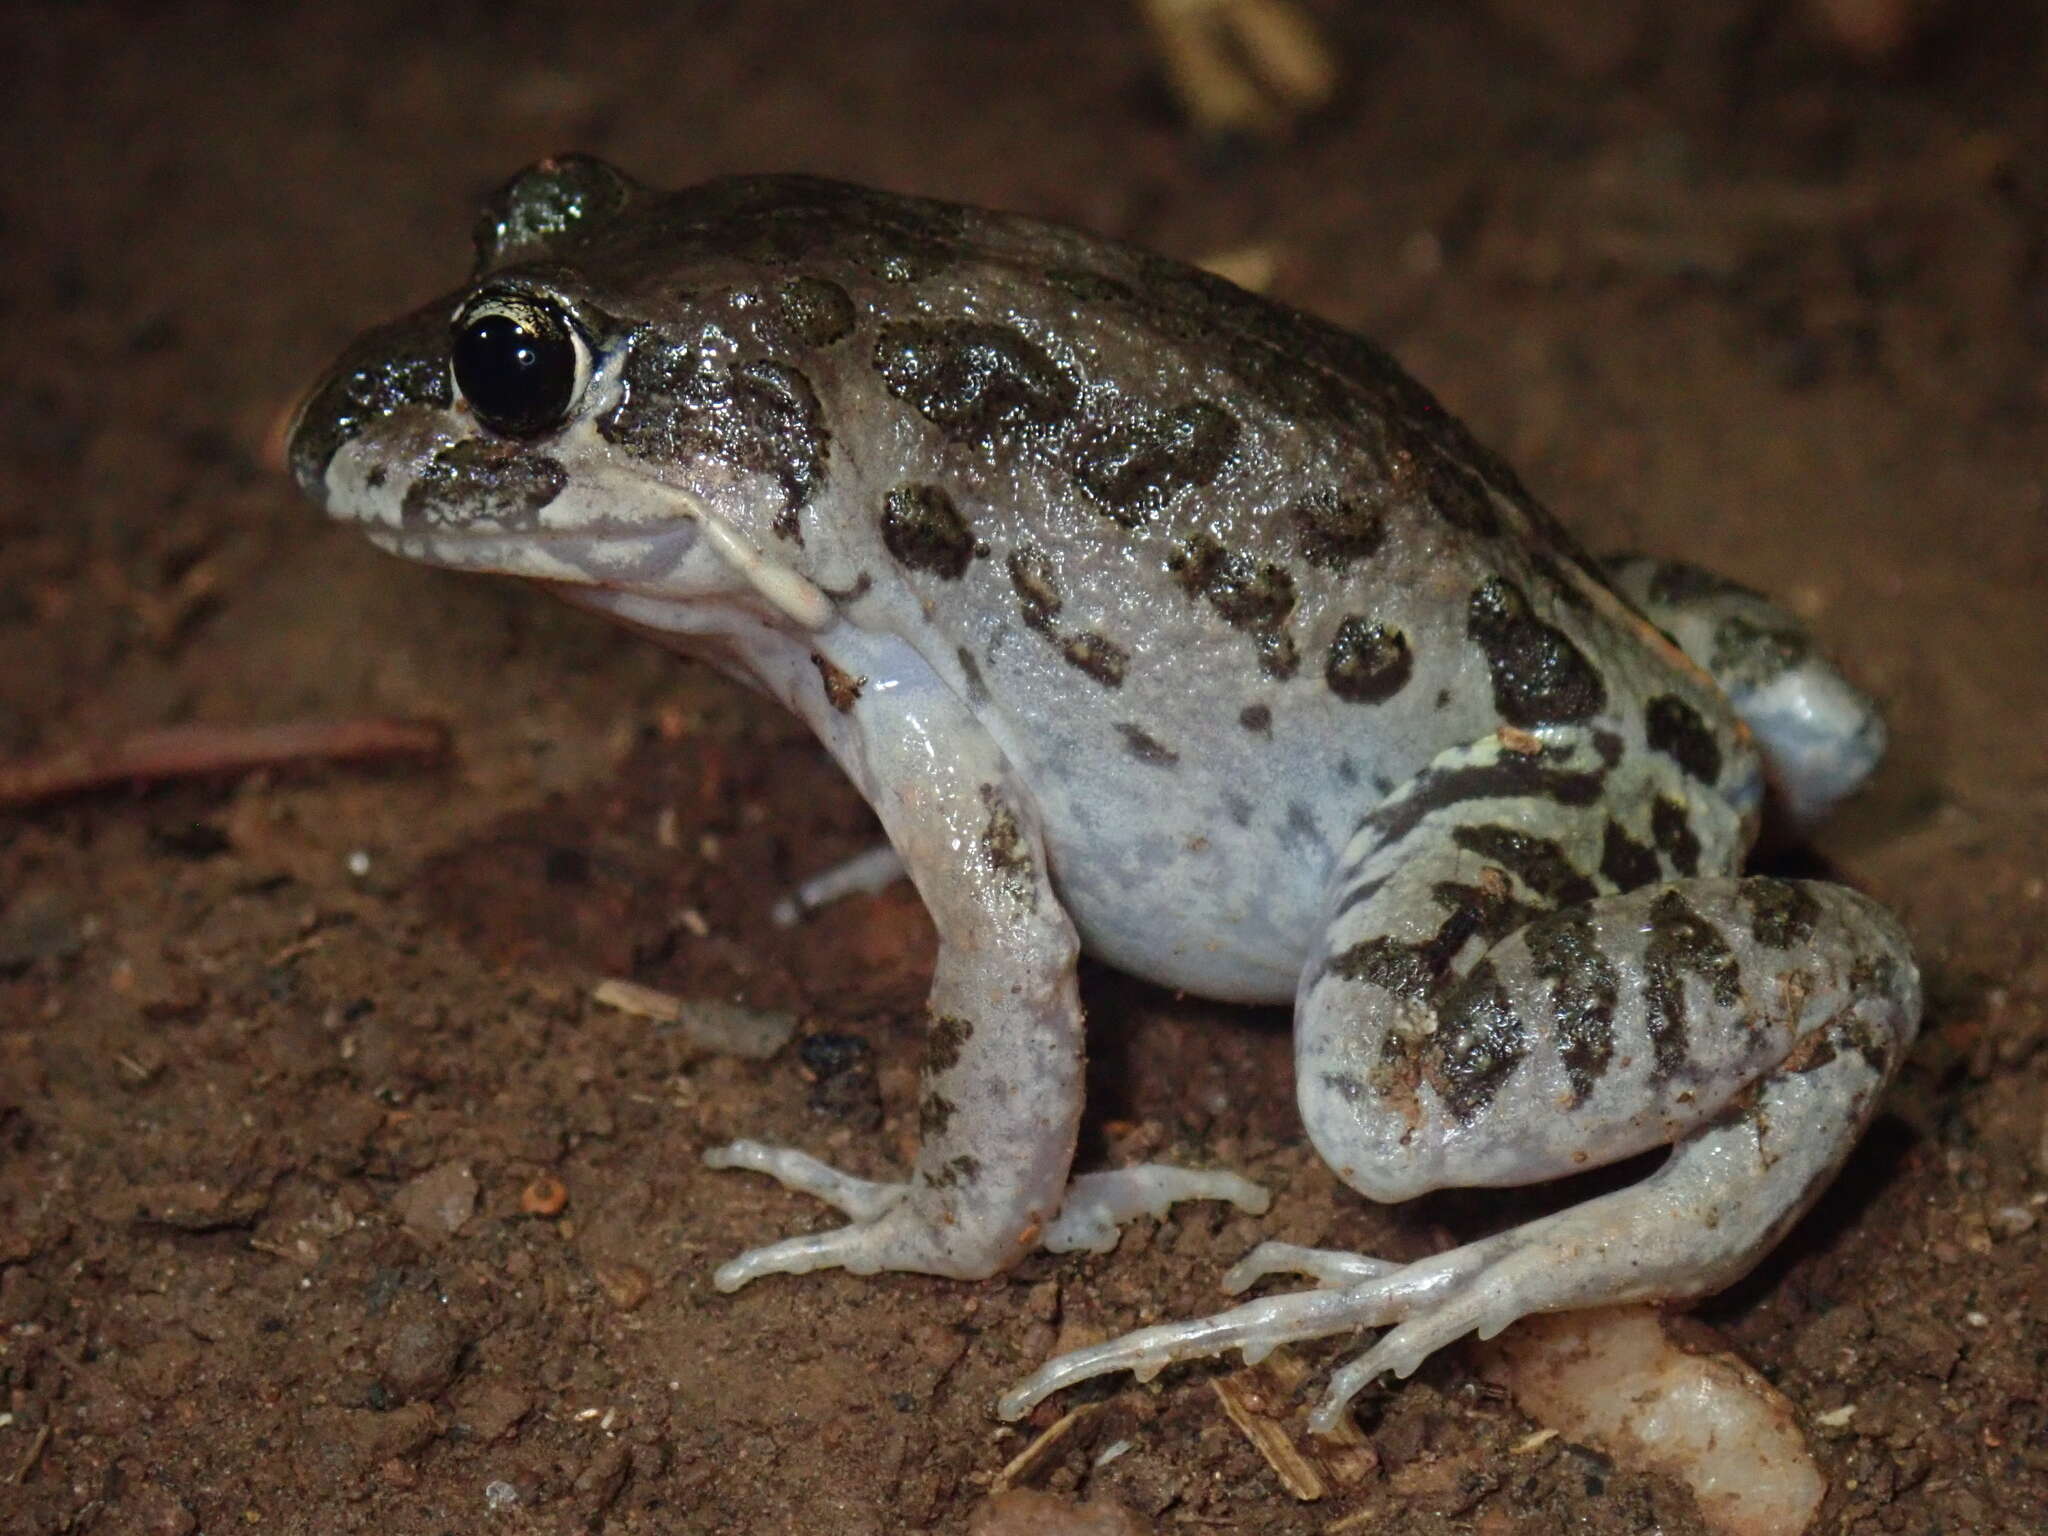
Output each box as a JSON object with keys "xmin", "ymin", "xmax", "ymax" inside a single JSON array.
[{"xmin": 286, "ymin": 306, "xmax": 457, "ymax": 517}]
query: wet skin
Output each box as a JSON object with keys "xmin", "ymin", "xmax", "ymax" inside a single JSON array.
[{"xmin": 291, "ymin": 156, "xmax": 1919, "ymax": 1429}]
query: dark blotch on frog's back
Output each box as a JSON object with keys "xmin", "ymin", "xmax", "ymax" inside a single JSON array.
[
  {"xmin": 874, "ymin": 319, "xmax": 1076, "ymax": 445},
  {"xmin": 1465, "ymin": 577, "xmax": 1608, "ymax": 727},
  {"xmin": 1168, "ymin": 534, "xmax": 1297, "ymax": 632},
  {"xmin": 289, "ymin": 308, "xmax": 451, "ymax": 502},
  {"xmin": 1062, "ymin": 633, "xmax": 1129, "ymax": 688},
  {"xmin": 880, "ymin": 484, "xmax": 975, "ymax": 579},
  {"xmin": 1292, "ymin": 491, "xmax": 1387, "ymax": 569},
  {"xmin": 1649, "ymin": 796, "xmax": 1702, "ymax": 877},
  {"xmin": 598, "ymin": 342, "xmax": 828, "ymax": 532},
  {"xmin": 1117, "ymin": 724, "xmax": 1179, "ymax": 767},
  {"xmin": 402, "ymin": 440, "xmax": 567, "ymax": 529},
  {"xmin": 1325, "ymin": 618, "xmax": 1413, "ymax": 704},
  {"xmin": 1073, "ymin": 399, "xmax": 1241, "ymax": 527},
  {"xmin": 1006, "ymin": 545, "xmax": 1063, "ymax": 632},
  {"xmin": 766, "ymin": 274, "xmax": 856, "ymax": 348}
]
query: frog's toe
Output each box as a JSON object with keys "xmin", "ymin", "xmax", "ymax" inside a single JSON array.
[
  {"xmin": 1040, "ymin": 1165, "xmax": 1270, "ymax": 1255},
  {"xmin": 702, "ymin": 1139, "xmax": 907, "ymax": 1221},
  {"xmin": 711, "ymin": 1223, "xmax": 889, "ymax": 1291},
  {"xmin": 995, "ymin": 1281, "xmax": 1376, "ymax": 1422},
  {"xmin": 703, "ymin": 1139, "xmax": 920, "ymax": 1291},
  {"xmin": 1221, "ymin": 1241, "xmax": 1400, "ymax": 1293},
  {"xmin": 999, "ymin": 1243, "xmax": 1493, "ymax": 1426}
]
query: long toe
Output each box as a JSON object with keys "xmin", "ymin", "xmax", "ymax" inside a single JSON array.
[
  {"xmin": 998, "ymin": 1282, "xmax": 1392, "ymax": 1421},
  {"xmin": 1221, "ymin": 1242, "xmax": 1400, "ymax": 1293}
]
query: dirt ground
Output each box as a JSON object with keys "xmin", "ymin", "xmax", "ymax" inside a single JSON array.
[{"xmin": 3, "ymin": 2, "xmax": 2046, "ymax": 1532}]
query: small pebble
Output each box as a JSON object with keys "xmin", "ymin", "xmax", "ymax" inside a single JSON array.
[
  {"xmin": 519, "ymin": 1175, "xmax": 569, "ymax": 1217},
  {"xmin": 392, "ymin": 1162, "xmax": 477, "ymax": 1241},
  {"xmin": 377, "ymin": 1310, "xmax": 468, "ymax": 1402},
  {"xmin": 1988, "ymin": 1204, "xmax": 2037, "ymax": 1237},
  {"xmin": 594, "ymin": 1261, "xmax": 653, "ymax": 1311}
]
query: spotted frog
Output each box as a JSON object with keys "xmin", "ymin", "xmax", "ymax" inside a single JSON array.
[{"xmin": 290, "ymin": 157, "xmax": 1920, "ymax": 1430}]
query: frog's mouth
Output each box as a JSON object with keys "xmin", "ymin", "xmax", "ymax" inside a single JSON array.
[
  {"xmin": 361, "ymin": 524, "xmax": 704, "ymax": 587},
  {"xmin": 362, "ymin": 479, "xmax": 836, "ymax": 635}
]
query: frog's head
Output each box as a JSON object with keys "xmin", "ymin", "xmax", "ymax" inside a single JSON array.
[{"xmin": 288, "ymin": 155, "xmax": 819, "ymax": 619}]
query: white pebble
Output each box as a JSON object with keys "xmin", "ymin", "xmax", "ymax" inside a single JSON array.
[{"xmin": 1479, "ymin": 1306, "xmax": 1825, "ymax": 1536}]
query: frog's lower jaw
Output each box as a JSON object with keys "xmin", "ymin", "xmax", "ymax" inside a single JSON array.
[{"xmin": 363, "ymin": 526, "xmax": 700, "ymax": 585}]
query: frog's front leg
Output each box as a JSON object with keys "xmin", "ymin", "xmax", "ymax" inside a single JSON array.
[
  {"xmin": 1001, "ymin": 731, "xmax": 1920, "ymax": 1428},
  {"xmin": 706, "ymin": 645, "xmax": 1263, "ymax": 1289}
]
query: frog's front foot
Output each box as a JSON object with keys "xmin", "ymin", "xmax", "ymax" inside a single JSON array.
[
  {"xmin": 702, "ymin": 1140, "xmax": 918, "ymax": 1289},
  {"xmin": 704, "ymin": 1140, "xmax": 1268, "ymax": 1288}
]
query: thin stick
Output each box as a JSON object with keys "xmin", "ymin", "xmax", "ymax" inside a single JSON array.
[
  {"xmin": 8, "ymin": 1421, "xmax": 50, "ymax": 1484},
  {"xmin": 0, "ymin": 717, "xmax": 450, "ymax": 810}
]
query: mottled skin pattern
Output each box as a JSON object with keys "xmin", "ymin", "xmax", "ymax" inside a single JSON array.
[{"xmin": 291, "ymin": 157, "xmax": 1922, "ymax": 1431}]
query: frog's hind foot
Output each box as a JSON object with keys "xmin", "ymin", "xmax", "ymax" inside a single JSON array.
[
  {"xmin": 994, "ymin": 1274, "xmax": 1407, "ymax": 1425},
  {"xmin": 1001, "ymin": 964, "xmax": 1915, "ymax": 1431}
]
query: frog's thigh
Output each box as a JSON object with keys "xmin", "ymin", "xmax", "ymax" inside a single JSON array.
[
  {"xmin": 1295, "ymin": 744, "xmax": 1916, "ymax": 1204},
  {"xmin": 714, "ymin": 679, "xmax": 1084, "ymax": 1285}
]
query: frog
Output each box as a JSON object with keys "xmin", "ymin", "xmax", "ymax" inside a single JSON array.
[{"xmin": 289, "ymin": 155, "xmax": 1921, "ymax": 1432}]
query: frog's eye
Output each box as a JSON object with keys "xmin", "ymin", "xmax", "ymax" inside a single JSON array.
[{"xmin": 450, "ymin": 292, "xmax": 588, "ymax": 437}]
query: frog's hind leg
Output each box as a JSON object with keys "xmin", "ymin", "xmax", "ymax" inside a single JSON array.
[
  {"xmin": 999, "ymin": 730, "xmax": 1920, "ymax": 1429},
  {"xmin": 1605, "ymin": 554, "xmax": 1888, "ymax": 830}
]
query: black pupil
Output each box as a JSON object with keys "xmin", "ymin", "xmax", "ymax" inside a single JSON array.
[{"xmin": 452, "ymin": 305, "xmax": 576, "ymax": 436}]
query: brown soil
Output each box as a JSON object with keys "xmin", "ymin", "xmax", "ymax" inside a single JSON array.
[{"xmin": 4, "ymin": 2, "xmax": 2045, "ymax": 1532}]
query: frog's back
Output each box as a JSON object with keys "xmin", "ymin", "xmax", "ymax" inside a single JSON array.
[{"xmin": 548, "ymin": 174, "xmax": 1751, "ymax": 994}]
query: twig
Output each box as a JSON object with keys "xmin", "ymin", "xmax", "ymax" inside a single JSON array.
[
  {"xmin": 9, "ymin": 1421, "xmax": 50, "ymax": 1485},
  {"xmin": 0, "ymin": 717, "xmax": 450, "ymax": 810}
]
